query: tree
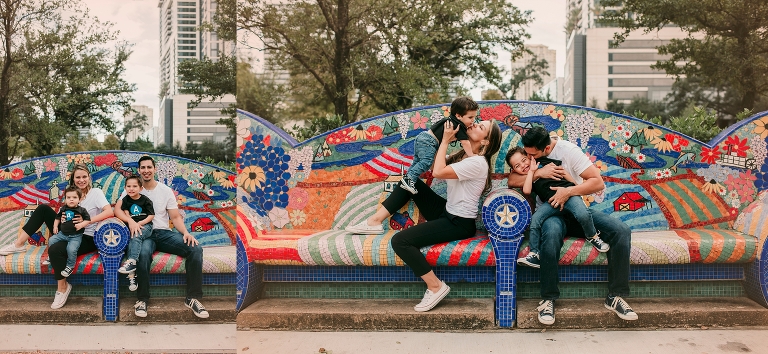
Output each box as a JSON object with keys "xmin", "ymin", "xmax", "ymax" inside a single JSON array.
[
  {"xmin": 103, "ymin": 134, "xmax": 120, "ymax": 150},
  {"xmin": 601, "ymin": 0, "xmax": 768, "ymax": 121},
  {"xmin": 129, "ymin": 136, "xmax": 154, "ymax": 152},
  {"xmin": 0, "ymin": 0, "xmax": 135, "ymax": 164},
  {"xmin": 237, "ymin": 61, "xmax": 285, "ymax": 124},
  {"xmin": 528, "ymin": 91, "xmax": 554, "ymax": 103},
  {"xmin": 115, "ymin": 108, "xmax": 149, "ymax": 149},
  {"xmin": 482, "ymin": 90, "xmax": 504, "ymax": 101},
  {"xmin": 241, "ymin": 0, "xmax": 531, "ymax": 123},
  {"xmin": 605, "ymin": 97, "xmax": 671, "ymax": 123},
  {"xmin": 498, "ymin": 55, "xmax": 549, "ymax": 99}
]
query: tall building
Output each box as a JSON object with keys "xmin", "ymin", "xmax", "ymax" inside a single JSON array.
[
  {"xmin": 123, "ymin": 105, "xmax": 154, "ymax": 143},
  {"xmin": 563, "ymin": 0, "xmax": 688, "ymax": 108},
  {"xmin": 158, "ymin": 0, "xmax": 235, "ymax": 148},
  {"xmin": 510, "ymin": 44, "xmax": 557, "ymax": 100}
]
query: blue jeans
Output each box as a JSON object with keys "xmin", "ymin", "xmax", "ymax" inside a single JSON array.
[
  {"xmin": 136, "ymin": 228, "xmax": 204, "ymax": 303},
  {"xmin": 528, "ymin": 196, "xmax": 597, "ymax": 254},
  {"xmin": 126, "ymin": 223, "xmax": 154, "ymax": 262},
  {"xmin": 48, "ymin": 232, "xmax": 83, "ymax": 270},
  {"xmin": 407, "ymin": 132, "xmax": 439, "ymax": 182},
  {"xmin": 539, "ymin": 209, "xmax": 631, "ymax": 300}
]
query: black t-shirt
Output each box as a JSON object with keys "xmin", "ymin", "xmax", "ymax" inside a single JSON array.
[
  {"xmin": 121, "ymin": 194, "xmax": 155, "ymax": 223},
  {"xmin": 532, "ymin": 157, "xmax": 575, "ymax": 202},
  {"xmin": 56, "ymin": 205, "xmax": 91, "ymax": 236},
  {"xmin": 430, "ymin": 115, "xmax": 470, "ymax": 143}
]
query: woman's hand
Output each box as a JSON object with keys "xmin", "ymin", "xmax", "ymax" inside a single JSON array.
[
  {"xmin": 65, "ymin": 214, "xmax": 83, "ymax": 224},
  {"xmin": 75, "ymin": 220, "xmax": 90, "ymax": 231},
  {"xmin": 442, "ymin": 121, "xmax": 459, "ymax": 143}
]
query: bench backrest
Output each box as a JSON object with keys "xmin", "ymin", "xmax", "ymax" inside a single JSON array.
[
  {"xmin": 237, "ymin": 103, "xmax": 768, "ymax": 242},
  {"xmin": 0, "ymin": 151, "xmax": 236, "ymax": 248}
]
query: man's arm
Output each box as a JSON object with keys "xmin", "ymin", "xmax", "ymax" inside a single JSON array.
[
  {"xmin": 508, "ymin": 163, "xmax": 565, "ymax": 188},
  {"xmin": 168, "ymin": 208, "xmax": 199, "ymax": 246},
  {"xmin": 548, "ymin": 165, "xmax": 605, "ymax": 210}
]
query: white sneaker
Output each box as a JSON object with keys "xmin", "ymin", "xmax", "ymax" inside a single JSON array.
[
  {"xmin": 51, "ymin": 283, "xmax": 72, "ymax": 309},
  {"xmin": 414, "ymin": 281, "xmax": 450, "ymax": 312},
  {"xmin": 345, "ymin": 220, "xmax": 384, "ymax": 235},
  {"xmin": 0, "ymin": 243, "xmax": 26, "ymax": 255}
]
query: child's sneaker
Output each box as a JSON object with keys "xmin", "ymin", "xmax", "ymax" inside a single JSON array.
[
  {"xmin": 399, "ymin": 175, "xmax": 418, "ymax": 194},
  {"xmin": 127, "ymin": 273, "xmax": 138, "ymax": 291},
  {"xmin": 587, "ymin": 233, "xmax": 610, "ymax": 253},
  {"xmin": 517, "ymin": 252, "xmax": 540, "ymax": 268},
  {"xmin": 118, "ymin": 259, "xmax": 137, "ymax": 274},
  {"xmin": 42, "ymin": 258, "xmax": 50, "ymax": 266},
  {"xmin": 60, "ymin": 266, "xmax": 73, "ymax": 277}
]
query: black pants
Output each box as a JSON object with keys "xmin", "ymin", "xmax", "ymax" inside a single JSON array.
[
  {"xmin": 24, "ymin": 205, "xmax": 97, "ymax": 280},
  {"xmin": 387, "ymin": 178, "xmax": 476, "ymax": 277}
]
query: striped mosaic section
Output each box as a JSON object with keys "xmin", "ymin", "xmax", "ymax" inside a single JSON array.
[
  {"xmin": 332, "ymin": 184, "xmax": 386, "ymax": 231},
  {"xmin": 646, "ymin": 178, "xmax": 732, "ymax": 228},
  {"xmin": 1, "ymin": 247, "xmax": 103, "ymax": 275},
  {"xmin": 146, "ymin": 247, "xmax": 236, "ymax": 274},
  {"xmin": 733, "ymin": 194, "xmax": 768, "ymax": 256},
  {"xmin": 98, "ymin": 172, "xmax": 126, "ymax": 203},
  {"xmin": 518, "ymin": 229, "xmax": 755, "ymax": 265},
  {"xmin": 0, "ymin": 210, "xmax": 24, "ymax": 246}
]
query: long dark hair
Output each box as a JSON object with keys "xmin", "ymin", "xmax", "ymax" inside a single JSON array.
[{"xmin": 446, "ymin": 121, "xmax": 502, "ymax": 195}]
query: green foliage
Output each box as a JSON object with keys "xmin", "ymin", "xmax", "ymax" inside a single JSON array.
[
  {"xmin": 647, "ymin": 105, "xmax": 722, "ymax": 143},
  {"xmin": 241, "ymin": 0, "xmax": 531, "ymax": 123},
  {"xmin": 288, "ymin": 114, "xmax": 346, "ymax": 142},
  {"xmin": 528, "ymin": 91, "xmax": 554, "ymax": 103},
  {"xmin": 236, "ymin": 61, "xmax": 286, "ymax": 124},
  {"xmin": 605, "ymin": 98, "xmax": 671, "ymax": 123},
  {"xmin": 600, "ymin": 0, "xmax": 768, "ymax": 119}
]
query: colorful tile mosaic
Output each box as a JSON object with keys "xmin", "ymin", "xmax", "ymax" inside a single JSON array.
[{"xmin": 236, "ymin": 103, "xmax": 768, "ymax": 326}]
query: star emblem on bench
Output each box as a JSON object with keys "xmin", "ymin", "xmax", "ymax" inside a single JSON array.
[
  {"xmin": 103, "ymin": 229, "xmax": 121, "ymax": 247},
  {"xmin": 495, "ymin": 204, "xmax": 518, "ymax": 226}
]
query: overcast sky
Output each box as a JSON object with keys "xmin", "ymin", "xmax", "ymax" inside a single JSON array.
[{"xmin": 82, "ymin": 0, "xmax": 566, "ymax": 132}]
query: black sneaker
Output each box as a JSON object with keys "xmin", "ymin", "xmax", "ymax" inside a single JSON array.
[
  {"xmin": 60, "ymin": 266, "xmax": 73, "ymax": 277},
  {"xmin": 185, "ymin": 298, "xmax": 209, "ymax": 319},
  {"xmin": 399, "ymin": 175, "xmax": 418, "ymax": 194},
  {"xmin": 537, "ymin": 299, "xmax": 555, "ymax": 325},
  {"xmin": 604, "ymin": 295, "xmax": 638, "ymax": 320},
  {"xmin": 517, "ymin": 252, "xmax": 540, "ymax": 268},
  {"xmin": 134, "ymin": 300, "xmax": 147, "ymax": 317},
  {"xmin": 118, "ymin": 259, "xmax": 137, "ymax": 274},
  {"xmin": 587, "ymin": 233, "xmax": 610, "ymax": 253}
]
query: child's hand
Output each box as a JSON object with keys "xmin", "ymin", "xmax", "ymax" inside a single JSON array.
[
  {"xmin": 53, "ymin": 227, "xmax": 58, "ymax": 234},
  {"xmin": 529, "ymin": 157, "xmax": 538, "ymax": 172},
  {"xmin": 74, "ymin": 221, "xmax": 90, "ymax": 230}
]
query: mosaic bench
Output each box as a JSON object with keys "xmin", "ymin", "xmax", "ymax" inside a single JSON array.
[
  {"xmin": 236, "ymin": 103, "xmax": 768, "ymax": 327},
  {"xmin": 0, "ymin": 151, "xmax": 236, "ymax": 321}
]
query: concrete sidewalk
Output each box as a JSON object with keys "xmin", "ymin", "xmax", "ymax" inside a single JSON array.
[
  {"xmin": 0, "ymin": 324, "xmax": 236, "ymax": 353},
  {"xmin": 238, "ymin": 328, "xmax": 768, "ymax": 354}
]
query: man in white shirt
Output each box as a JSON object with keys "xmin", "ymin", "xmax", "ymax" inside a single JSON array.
[
  {"xmin": 507, "ymin": 126, "xmax": 637, "ymax": 325},
  {"xmin": 114, "ymin": 156, "xmax": 208, "ymax": 319}
]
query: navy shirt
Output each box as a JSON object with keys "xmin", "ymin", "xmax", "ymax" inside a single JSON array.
[
  {"xmin": 56, "ymin": 205, "xmax": 91, "ymax": 236},
  {"xmin": 532, "ymin": 157, "xmax": 575, "ymax": 202},
  {"xmin": 120, "ymin": 194, "xmax": 155, "ymax": 223}
]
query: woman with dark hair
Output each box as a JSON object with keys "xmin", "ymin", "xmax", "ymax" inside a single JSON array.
[
  {"xmin": 0, "ymin": 163, "xmax": 114, "ymax": 309},
  {"xmin": 347, "ymin": 119, "xmax": 503, "ymax": 312}
]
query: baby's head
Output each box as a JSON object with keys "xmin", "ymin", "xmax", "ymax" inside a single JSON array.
[
  {"xmin": 63, "ymin": 186, "xmax": 82, "ymax": 207},
  {"xmin": 450, "ymin": 96, "xmax": 478, "ymax": 128},
  {"xmin": 505, "ymin": 147, "xmax": 531, "ymax": 175}
]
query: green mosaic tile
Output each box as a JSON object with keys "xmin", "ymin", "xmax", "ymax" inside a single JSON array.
[
  {"xmin": 263, "ymin": 282, "xmax": 495, "ymax": 299},
  {"xmin": 516, "ymin": 281, "xmax": 745, "ymax": 299},
  {"xmin": 118, "ymin": 285, "xmax": 236, "ymax": 298},
  {"xmin": 0, "ymin": 285, "xmax": 103, "ymax": 297}
]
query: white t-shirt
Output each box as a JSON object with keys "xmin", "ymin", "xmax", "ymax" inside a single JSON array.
[
  {"xmin": 79, "ymin": 188, "xmax": 110, "ymax": 236},
  {"xmin": 120, "ymin": 182, "xmax": 178, "ymax": 231},
  {"xmin": 535, "ymin": 137, "xmax": 593, "ymax": 206},
  {"xmin": 445, "ymin": 155, "xmax": 489, "ymax": 218}
]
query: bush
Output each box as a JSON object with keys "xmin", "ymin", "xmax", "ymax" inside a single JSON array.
[
  {"xmin": 287, "ymin": 114, "xmax": 346, "ymax": 141},
  {"xmin": 648, "ymin": 106, "xmax": 722, "ymax": 142}
]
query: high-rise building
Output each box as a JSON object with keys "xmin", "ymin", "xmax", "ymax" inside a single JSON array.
[
  {"xmin": 563, "ymin": 0, "xmax": 688, "ymax": 108},
  {"xmin": 158, "ymin": 0, "xmax": 235, "ymax": 148},
  {"xmin": 123, "ymin": 105, "xmax": 154, "ymax": 143},
  {"xmin": 510, "ymin": 44, "xmax": 557, "ymax": 100}
]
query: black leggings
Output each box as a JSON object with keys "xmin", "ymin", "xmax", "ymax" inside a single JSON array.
[
  {"xmin": 387, "ymin": 178, "xmax": 476, "ymax": 277},
  {"xmin": 24, "ymin": 205, "xmax": 97, "ymax": 280}
]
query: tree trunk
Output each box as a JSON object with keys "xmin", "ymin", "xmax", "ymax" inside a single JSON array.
[
  {"xmin": 333, "ymin": 0, "xmax": 351, "ymax": 124},
  {"xmin": 0, "ymin": 2, "xmax": 15, "ymax": 166}
]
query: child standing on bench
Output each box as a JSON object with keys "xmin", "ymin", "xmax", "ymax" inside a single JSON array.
[
  {"xmin": 400, "ymin": 96, "xmax": 479, "ymax": 194},
  {"xmin": 505, "ymin": 147, "xmax": 610, "ymax": 268},
  {"xmin": 49, "ymin": 186, "xmax": 91, "ymax": 277},
  {"xmin": 117, "ymin": 175, "xmax": 155, "ymax": 287}
]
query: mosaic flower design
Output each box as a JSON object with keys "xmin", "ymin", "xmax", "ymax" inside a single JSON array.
[
  {"xmin": 268, "ymin": 207, "xmax": 290, "ymax": 228},
  {"xmin": 749, "ymin": 136, "xmax": 767, "ymax": 169},
  {"xmin": 517, "ymin": 103, "xmax": 544, "ymax": 117},
  {"xmin": 635, "ymin": 153, "xmax": 646, "ymax": 163},
  {"xmin": 666, "ymin": 134, "xmax": 689, "ymax": 152},
  {"xmin": 479, "ymin": 104, "xmax": 513, "ymax": 122},
  {"xmin": 66, "ymin": 153, "xmax": 92, "ymax": 164},
  {"xmin": 366, "ymin": 125, "xmax": 383, "ymax": 141},
  {"xmin": 594, "ymin": 117, "xmax": 616, "ymax": 140},
  {"xmin": 289, "ymin": 209, "xmax": 306, "ymax": 226},
  {"xmin": 287, "ymin": 146, "xmax": 313, "ymax": 175},
  {"xmin": 57, "ymin": 159, "xmax": 68, "ymax": 181},
  {"xmin": 723, "ymin": 135, "xmax": 748, "ymax": 157},
  {"xmin": 696, "ymin": 164, "xmax": 737, "ymax": 183},
  {"xmin": 236, "ymin": 118, "xmax": 252, "ymax": 147},
  {"xmin": 287, "ymin": 187, "xmax": 309, "ymax": 210},
  {"xmin": 701, "ymin": 180, "xmax": 726, "ymax": 194},
  {"xmin": 700, "ymin": 146, "xmax": 721, "ymax": 164},
  {"xmin": 753, "ymin": 115, "xmax": 768, "ymax": 139},
  {"xmin": 411, "ymin": 112, "xmax": 428, "ymax": 130},
  {"xmin": 33, "ymin": 160, "xmax": 44, "ymax": 178},
  {"xmin": 238, "ymin": 166, "xmax": 266, "ymax": 192},
  {"xmin": 651, "ymin": 135, "xmax": 674, "ymax": 153},
  {"xmin": 396, "ymin": 113, "xmax": 410, "ymax": 139},
  {"xmin": 430, "ymin": 109, "xmax": 443, "ymax": 123},
  {"xmin": 44, "ymin": 159, "xmax": 56, "ymax": 172},
  {"xmin": 642, "ymin": 126, "xmax": 663, "ymax": 141},
  {"xmin": 543, "ymin": 105, "xmax": 564, "ymax": 120},
  {"xmin": 565, "ymin": 112, "xmax": 594, "ymax": 148}
]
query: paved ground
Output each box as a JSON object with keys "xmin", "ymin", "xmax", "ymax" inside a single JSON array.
[
  {"xmin": 0, "ymin": 324, "xmax": 236, "ymax": 353},
  {"xmin": 238, "ymin": 328, "xmax": 768, "ymax": 354}
]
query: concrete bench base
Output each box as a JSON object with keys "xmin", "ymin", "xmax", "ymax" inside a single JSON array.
[
  {"xmin": 237, "ymin": 298, "xmax": 495, "ymax": 330},
  {"xmin": 0, "ymin": 296, "xmax": 102, "ymax": 323},
  {"xmin": 118, "ymin": 296, "xmax": 235, "ymax": 323},
  {"xmin": 516, "ymin": 297, "xmax": 768, "ymax": 329}
]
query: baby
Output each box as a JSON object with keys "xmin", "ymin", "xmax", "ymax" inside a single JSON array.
[
  {"xmin": 506, "ymin": 147, "xmax": 609, "ymax": 268},
  {"xmin": 49, "ymin": 186, "xmax": 91, "ymax": 277},
  {"xmin": 117, "ymin": 175, "xmax": 155, "ymax": 290}
]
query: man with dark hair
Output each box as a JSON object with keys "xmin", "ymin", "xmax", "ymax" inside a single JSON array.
[
  {"xmin": 115, "ymin": 155, "xmax": 208, "ymax": 319},
  {"xmin": 507, "ymin": 126, "xmax": 636, "ymax": 325}
]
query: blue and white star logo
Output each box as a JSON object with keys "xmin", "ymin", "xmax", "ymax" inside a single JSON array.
[
  {"xmin": 103, "ymin": 230, "xmax": 120, "ymax": 247},
  {"xmin": 495, "ymin": 204, "xmax": 518, "ymax": 227}
]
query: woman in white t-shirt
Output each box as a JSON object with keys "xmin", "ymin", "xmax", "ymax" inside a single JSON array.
[
  {"xmin": 347, "ymin": 119, "xmax": 502, "ymax": 312},
  {"xmin": 0, "ymin": 164, "xmax": 114, "ymax": 309}
]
